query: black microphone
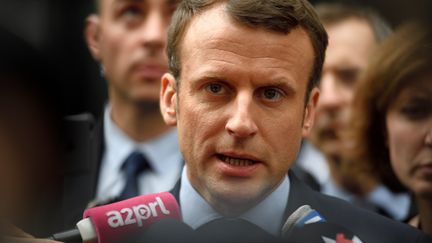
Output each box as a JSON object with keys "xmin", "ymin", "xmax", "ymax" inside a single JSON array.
[
  {"xmin": 196, "ymin": 218, "xmax": 279, "ymax": 243},
  {"xmin": 47, "ymin": 228, "xmax": 82, "ymax": 243},
  {"xmin": 138, "ymin": 217, "xmax": 197, "ymax": 243}
]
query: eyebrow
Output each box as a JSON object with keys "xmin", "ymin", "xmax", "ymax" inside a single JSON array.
[
  {"xmin": 112, "ymin": 0, "xmax": 180, "ymax": 6},
  {"xmin": 260, "ymin": 81, "xmax": 297, "ymax": 95},
  {"xmin": 112, "ymin": 0, "xmax": 140, "ymax": 5},
  {"xmin": 166, "ymin": 0, "xmax": 181, "ymax": 5}
]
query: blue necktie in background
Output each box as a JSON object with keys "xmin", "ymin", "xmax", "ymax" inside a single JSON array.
[{"xmin": 119, "ymin": 151, "xmax": 151, "ymax": 200}]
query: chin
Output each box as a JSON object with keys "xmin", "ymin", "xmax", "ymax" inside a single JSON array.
[
  {"xmin": 134, "ymin": 98, "xmax": 160, "ymax": 108},
  {"xmin": 133, "ymin": 93, "xmax": 160, "ymax": 102},
  {"xmin": 320, "ymin": 141, "xmax": 344, "ymax": 158},
  {"xmin": 210, "ymin": 182, "xmax": 269, "ymax": 211},
  {"xmin": 414, "ymin": 183, "xmax": 432, "ymax": 199}
]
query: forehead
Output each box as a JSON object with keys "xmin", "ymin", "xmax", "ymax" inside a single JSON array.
[
  {"xmin": 325, "ymin": 18, "xmax": 376, "ymax": 66},
  {"xmin": 180, "ymin": 5, "xmax": 314, "ymax": 84},
  {"xmin": 396, "ymin": 73, "xmax": 432, "ymax": 98},
  {"xmin": 98, "ymin": 0, "xmax": 179, "ymax": 11}
]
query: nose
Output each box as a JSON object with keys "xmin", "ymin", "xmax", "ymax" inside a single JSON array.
[
  {"xmin": 225, "ymin": 93, "xmax": 258, "ymax": 138},
  {"xmin": 141, "ymin": 10, "xmax": 166, "ymax": 51},
  {"xmin": 317, "ymin": 74, "xmax": 347, "ymax": 112}
]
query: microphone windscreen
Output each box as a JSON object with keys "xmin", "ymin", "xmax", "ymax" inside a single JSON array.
[
  {"xmin": 281, "ymin": 205, "xmax": 313, "ymax": 233},
  {"xmin": 281, "ymin": 204, "xmax": 325, "ymax": 237},
  {"xmin": 83, "ymin": 192, "xmax": 181, "ymax": 243}
]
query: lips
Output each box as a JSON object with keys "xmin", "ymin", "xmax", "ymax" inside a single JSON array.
[
  {"xmin": 215, "ymin": 153, "xmax": 261, "ymax": 177},
  {"xmin": 415, "ymin": 163, "xmax": 432, "ymax": 176},
  {"xmin": 133, "ymin": 64, "xmax": 167, "ymax": 80},
  {"xmin": 217, "ymin": 154, "xmax": 257, "ymax": 166}
]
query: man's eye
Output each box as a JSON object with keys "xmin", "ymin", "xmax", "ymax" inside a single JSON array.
[
  {"xmin": 205, "ymin": 83, "xmax": 224, "ymax": 94},
  {"xmin": 336, "ymin": 69, "xmax": 359, "ymax": 87},
  {"xmin": 120, "ymin": 6, "xmax": 142, "ymax": 19},
  {"xmin": 261, "ymin": 88, "xmax": 283, "ymax": 101}
]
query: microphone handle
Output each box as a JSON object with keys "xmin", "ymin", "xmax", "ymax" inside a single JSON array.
[{"xmin": 47, "ymin": 228, "xmax": 82, "ymax": 243}]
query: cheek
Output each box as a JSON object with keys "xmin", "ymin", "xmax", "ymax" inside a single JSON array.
[
  {"xmin": 388, "ymin": 146, "xmax": 410, "ymax": 186},
  {"xmin": 101, "ymin": 32, "xmax": 130, "ymax": 69},
  {"xmin": 266, "ymin": 113, "xmax": 303, "ymax": 163},
  {"xmin": 386, "ymin": 116, "xmax": 419, "ymax": 186},
  {"xmin": 177, "ymin": 100, "xmax": 221, "ymax": 154}
]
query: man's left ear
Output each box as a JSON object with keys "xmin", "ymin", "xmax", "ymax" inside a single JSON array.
[
  {"xmin": 302, "ymin": 87, "xmax": 319, "ymax": 138},
  {"xmin": 85, "ymin": 14, "xmax": 102, "ymax": 61},
  {"xmin": 160, "ymin": 73, "xmax": 178, "ymax": 126}
]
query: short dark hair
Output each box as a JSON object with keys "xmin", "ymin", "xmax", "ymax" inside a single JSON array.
[
  {"xmin": 167, "ymin": 0, "xmax": 328, "ymax": 100},
  {"xmin": 315, "ymin": 3, "xmax": 392, "ymax": 43},
  {"xmin": 93, "ymin": 0, "xmax": 99, "ymax": 13}
]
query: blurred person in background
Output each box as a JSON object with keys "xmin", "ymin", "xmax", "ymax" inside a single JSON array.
[
  {"xmin": 350, "ymin": 21, "xmax": 432, "ymax": 235},
  {"xmin": 84, "ymin": 0, "xmax": 182, "ymax": 199},
  {"xmin": 58, "ymin": 0, "xmax": 182, "ymax": 227},
  {"xmin": 296, "ymin": 2, "xmax": 413, "ymax": 221},
  {"xmin": 0, "ymin": 27, "xmax": 64, "ymax": 241}
]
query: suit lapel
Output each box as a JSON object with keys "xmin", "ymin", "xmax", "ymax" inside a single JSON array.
[
  {"xmin": 61, "ymin": 113, "xmax": 103, "ymax": 228},
  {"xmin": 92, "ymin": 117, "xmax": 105, "ymax": 195},
  {"xmin": 169, "ymin": 170, "xmax": 312, "ymax": 223},
  {"xmin": 283, "ymin": 170, "xmax": 319, "ymax": 221},
  {"xmin": 170, "ymin": 178, "xmax": 181, "ymax": 203}
]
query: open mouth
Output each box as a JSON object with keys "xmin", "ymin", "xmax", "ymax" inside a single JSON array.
[{"xmin": 217, "ymin": 154, "xmax": 258, "ymax": 166}]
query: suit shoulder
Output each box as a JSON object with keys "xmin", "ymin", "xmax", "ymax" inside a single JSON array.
[
  {"xmin": 310, "ymin": 189, "xmax": 428, "ymax": 242},
  {"xmin": 288, "ymin": 173, "xmax": 428, "ymax": 243}
]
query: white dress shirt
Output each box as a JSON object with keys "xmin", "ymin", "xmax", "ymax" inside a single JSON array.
[
  {"xmin": 298, "ymin": 140, "xmax": 410, "ymax": 221},
  {"xmin": 180, "ymin": 165, "xmax": 290, "ymax": 236},
  {"xmin": 321, "ymin": 176, "xmax": 410, "ymax": 221},
  {"xmin": 96, "ymin": 105, "xmax": 183, "ymax": 202},
  {"xmin": 296, "ymin": 141, "xmax": 329, "ymax": 185}
]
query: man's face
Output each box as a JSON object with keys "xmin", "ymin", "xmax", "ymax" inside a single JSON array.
[
  {"xmin": 309, "ymin": 18, "xmax": 376, "ymax": 158},
  {"xmin": 161, "ymin": 5, "xmax": 318, "ymax": 215},
  {"xmin": 87, "ymin": 0, "xmax": 178, "ymax": 102}
]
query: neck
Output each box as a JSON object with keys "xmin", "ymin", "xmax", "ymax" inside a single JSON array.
[
  {"xmin": 417, "ymin": 196, "xmax": 432, "ymax": 235},
  {"xmin": 109, "ymin": 93, "xmax": 170, "ymax": 142},
  {"xmin": 327, "ymin": 155, "xmax": 343, "ymax": 185},
  {"xmin": 328, "ymin": 155, "xmax": 378, "ymax": 195},
  {"xmin": 212, "ymin": 199, "xmax": 256, "ymax": 218}
]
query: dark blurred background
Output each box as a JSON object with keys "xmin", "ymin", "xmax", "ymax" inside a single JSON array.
[{"xmin": 0, "ymin": 0, "xmax": 430, "ymax": 118}]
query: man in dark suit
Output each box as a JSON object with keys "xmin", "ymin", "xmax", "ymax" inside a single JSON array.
[
  {"xmin": 60, "ymin": 0, "xmax": 183, "ymax": 230},
  {"xmin": 159, "ymin": 0, "xmax": 431, "ymax": 242}
]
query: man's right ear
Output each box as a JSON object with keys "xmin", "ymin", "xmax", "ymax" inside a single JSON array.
[
  {"xmin": 160, "ymin": 73, "xmax": 178, "ymax": 126},
  {"xmin": 85, "ymin": 14, "xmax": 102, "ymax": 61}
]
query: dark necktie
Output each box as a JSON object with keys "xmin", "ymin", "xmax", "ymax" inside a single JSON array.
[{"xmin": 118, "ymin": 151, "xmax": 151, "ymax": 200}]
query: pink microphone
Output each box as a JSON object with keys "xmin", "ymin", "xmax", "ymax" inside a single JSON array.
[{"xmin": 75, "ymin": 192, "xmax": 181, "ymax": 243}]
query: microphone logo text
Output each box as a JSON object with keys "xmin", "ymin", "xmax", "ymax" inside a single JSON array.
[{"xmin": 106, "ymin": 197, "xmax": 171, "ymax": 228}]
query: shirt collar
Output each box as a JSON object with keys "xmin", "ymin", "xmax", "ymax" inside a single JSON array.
[
  {"xmin": 104, "ymin": 105, "xmax": 136, "ymax": 175},
  {"xmin": 180, "ymin": 165, "xmax": 290, "ymax": 236},
  {"xmin": 139, "ymin": 128, "xmax": 180, "ymax": 173},
  {"xmin": 321, "ymin": 177, "xmax": 355, "ymax": 202},
  {"xmin": 104, "ymin": 105, "xmax": 181, "ymax": 174},
  {"xmin": 366, "ymin": 185, "xmax": 410, "ymax": 221}
]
